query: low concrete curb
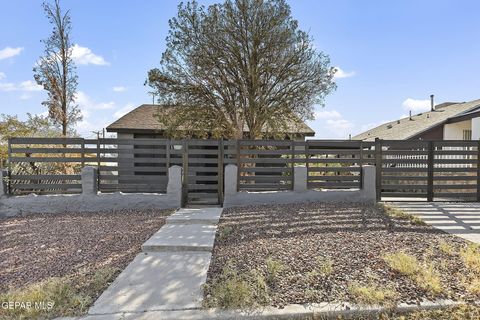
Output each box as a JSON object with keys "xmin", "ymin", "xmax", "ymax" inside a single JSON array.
[{"xmin": 72, "ymin": 299, "xmax": 468, "ymax": 320}]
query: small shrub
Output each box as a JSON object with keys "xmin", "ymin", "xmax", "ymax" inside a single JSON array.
[
  {"xmin": 203, "ymin": 264, "xmax": 270, "ymax": 309},
  {"xmin": 438, "ymin": 241, "xmax": 455, "ymax": 256},
  {"xmin": 416, "ymin": 263, "xmax": 442, "ymax": 294},
  {"xmin": 383, "ymin": 252, "xmax": 419, "ymax": 276},
  {"xmin": 462, "ymin": 274, "xmax": 480, "ymax": 296},
  {"xmin": 317, "ymin": 257, "xmax": 334, "ymax": 276},
  {"xmin": 348, "ymin": 282, "xmax": 397, "ymax": 307},
  {"xmin": 460, "ymin": 244, "xmax": 480, "ymax": 274},
  {"xmin": 265, "ymin": 257, "xmax": 284, "ymax": 285},
  {"xmin": 383, "ymin": 252, "xmax": 442, "ymax": 295},
  {"xmin": 217, "ymin": 226, "xmax": 233, "ymax": 241}
]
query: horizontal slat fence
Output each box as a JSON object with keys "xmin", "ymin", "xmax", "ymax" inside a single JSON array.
[
  {"xmin": 8, "ymin": 137, "xmax": 479, "ymax": 201},
  {"xmin": 7, "ymin": 137, "xmax": 374, "ymax": 195},
  {"xmin": 378, "ymin": 140, "xmax": 480, "ymax": 201}
]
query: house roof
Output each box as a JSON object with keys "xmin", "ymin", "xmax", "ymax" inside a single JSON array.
[
  {"xmin": 106, "ymin": 104, "xmax": 315, "ymax": 136},
  {"xmin": 352, "ymin": 99, "xmax": 480, "ymax": 141}
]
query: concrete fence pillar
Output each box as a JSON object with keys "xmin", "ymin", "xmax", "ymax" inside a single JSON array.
[
  {"xmin": 362, "ymin": 165, "xmax": 376, "ymax": 202},
  {"xmin": 81, "ymin": 166, "xmax": 98, "ymax": 195},
  {"xmin": 0, "ymin": 169, "xmax": 8, "ymax": 197},
  {"xmin": 167, "ymin": 165, "xmax": 182, "ymax": 206},
  {"xmin": 293, "ymin": 166, "xmax": 307, "ymax": 192},
  {"xmin": 225, "ymin": 164, "xmax": 238, "ymax": 196}
]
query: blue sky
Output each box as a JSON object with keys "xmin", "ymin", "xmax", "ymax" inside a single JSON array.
[{"xmin": 1, "ymin": 0, "xmax": 479, "ymax": 138}]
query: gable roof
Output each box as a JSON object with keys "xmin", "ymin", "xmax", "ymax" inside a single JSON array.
[
  {"xmin": 106, "ymin": 104, "xmax": 315, "ymax": 136},
  {"xmin": 353, "ymin": 99, "xmax": 480, "ymax": 141}
]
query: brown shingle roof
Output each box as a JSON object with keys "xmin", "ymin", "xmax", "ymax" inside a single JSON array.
[
  {"xmin": 106, "ymin": 104, "xmax": 315, "ymax": 135},
  {"xmin": 353, "ymin": 99, "xmax": 480, "ymax": 141}
]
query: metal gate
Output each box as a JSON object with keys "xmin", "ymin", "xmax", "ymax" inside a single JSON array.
[
  {"xmin": 376, "ymin": 140, "xmax": 480, "ymax": 201},
  {"xmin": 183, "ymin": 140, "xmax": 223, "ymax": 206}
]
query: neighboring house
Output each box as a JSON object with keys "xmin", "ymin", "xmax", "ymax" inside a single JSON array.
[
  {"xmin": 105, "ymin": 104, "xmax": 315, "ymax": 193},
  {"xmin": 106, "ymin": 104, "xmax": 315, "ymax": 140},
  {"xmin": 353, "ymin": 98, "xmax": 480, "ymax": 141}
]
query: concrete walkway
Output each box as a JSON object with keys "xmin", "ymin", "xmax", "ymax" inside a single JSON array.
[
  {"xmin": 87, "ymin": 207, "xmax": 223, "ymax": 318},
  {"xmin": 388, "ymin": 202, "xmax": 480, "ymax": 244}
]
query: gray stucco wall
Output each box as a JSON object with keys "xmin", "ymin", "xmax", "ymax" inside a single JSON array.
[
  {"xmin": 223, "ymin": 165, "xmax": 376, "ymax": 208},
  {"xmin": 0, "ymin": 165, "xmax": 183, "ymax": 218}
]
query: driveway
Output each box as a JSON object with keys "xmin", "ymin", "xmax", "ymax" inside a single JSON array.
[{"xmin": 388, "ymin": 202, "xmax": 480, "ymax": 244}]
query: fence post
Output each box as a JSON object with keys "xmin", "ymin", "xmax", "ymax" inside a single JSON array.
[
  {"xmin": 0, "ymin": 169, "xmax": 9, "ymax": 197},
  {"xmin": 374, "ymin": 138, "xmax": 382, "ymax": 202},
  {"xmin": 477, "ymin": 140, "xmax": 480, "ymax": 202},
  {"xmin": 182, "ymin": 140, "xmax": 189, "ymax": 207},
  {"xmin": 291, "ymin": 139, "xmax": 295, "ymax": 190},
  {"xmin": 81, "ymin": 138, "xmax": 85, "ymax": 168},
  {"xmin": 167, "ymin": 165, "xmax": 183, "ymax": 207},
  {"xmin": 7, "ymin": 138, "xmax": 12, "ymax": 195},
  {"xmin": 218, "ymin": 139, "xmax": 224, "ymax": 206},
  {"xmin": 305, "ymin": 140, "xmax": 310, "ymax": 189},
  {"xmin": 427, "ymin": 141, "xmax": 434, "ymax": 202},
  {"xmin": 359, "ymin": 141, "xmax": 364, "ymax": 189},
  {"xmin": 236, "ymin": 140, "xmax": 240, "ymax": 192},
  {"xmin": 81, "ymin": 166, "xmax": 98, "ymax": 195}
]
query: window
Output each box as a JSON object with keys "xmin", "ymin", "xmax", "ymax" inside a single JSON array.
[{"xmin": 463, "ymin": 129, "xmax": 472, "ymax": 140}]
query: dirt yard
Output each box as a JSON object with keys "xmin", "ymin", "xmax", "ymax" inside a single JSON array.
[
  {"xmin": 205, "ymin": 202, "xmax": 479, "ymax": 309},
  {"xmin": 0, "ymin": 209, "xmax": 172, "ymax": 291},
  {"xmin": 0, "ymin": 209, "xmax": 172, "ymax": 318}
]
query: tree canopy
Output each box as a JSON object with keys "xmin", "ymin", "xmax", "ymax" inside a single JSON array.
[
  {"xmin": 34, "ymin": 0, "xmax": 80, "ymax": 137},
  {"xmin": 0, "ymin": 114, "xmax": 61, "ymax": 167},
  {"xmin": 147, "ymin": 0, "xmax": 336, "ymax": 139}
]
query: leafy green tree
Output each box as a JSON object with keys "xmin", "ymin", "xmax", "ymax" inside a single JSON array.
[
  {"xmin": 147, "ymin": 0, "xmax": 336, "ymax": 139},
  {"xmin": 34, "ymin": 0, "xmax": 80, "ymax": 137},
  {"xmin": 0, "ymin": 114, "xmax": 61, "ymax": 167}
]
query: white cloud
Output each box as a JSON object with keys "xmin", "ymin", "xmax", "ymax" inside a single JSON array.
[
  {"xmin": 71, "ymin": 44, "xmax": 109, "ymax": 66},
  {"xmin": 333, "ymin": 67, "xmax": 356, "ymax": 79},
  {"xmin": 75, "ymin": 91, "xmax": 116, "ymax": 135},
  {"xmin": 326, "ymin": 118, "xmax": 354, "ymax": 134},
  {"xmin": 0, "ymin": 76, "xmax": 42, "ymax": 92},
  {"xmin": 0, "ymin": 47, "xmax": 23, "ymax": 60},
  {"xmin": 113, "ymin": 86, "xmax": 126, "ymax": 92},
  {"xmin": 402, "ymin": 98, "xmax": 431, "ymax": 113},
  {"xmin": 76, "ymin": 91, "xmax": 115, "ymax": 110},
  {"xmin": 114, "ymin": 104, "xmax": 135, "ymax": 118},
  {"xmin": 0, "ymin": 72, "xmax": 6, "ymax": 80},
  {"xmin": 315, "ymin": 110, "xmax": 342, "ymax": 120},
  {"xmin": 308, "ymin": 108, "xmax": 354, "ymax": 139},
  {"xmin": 19, "ymin": 80, "xmax": 42, "ymax": 91}
]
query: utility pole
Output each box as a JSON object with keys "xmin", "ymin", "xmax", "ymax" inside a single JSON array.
[
  {"xmin": 149, "ymin": 92, "xmax": 157, "ymax": 105},
  {"xmin": 92, "ymin": 130, "xmax": 101, "ymax": 139}
]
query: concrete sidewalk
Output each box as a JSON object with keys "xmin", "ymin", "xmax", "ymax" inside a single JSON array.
[
  {"xmin": 87, "ymin": 207, "xmax": 222, "ymax": 317},
  {"xmin": 389, "ymin": 202, "xmax": 480, "ymax": 244}
]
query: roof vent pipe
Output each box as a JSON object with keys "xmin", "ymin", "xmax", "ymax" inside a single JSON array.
[
  {"xmin": 409, "ymin": 110, "xmax": 412, "ymax": 120},
  {"xmin": 430, "ymin": 94, "xmax": 435, "ymax": 111}
]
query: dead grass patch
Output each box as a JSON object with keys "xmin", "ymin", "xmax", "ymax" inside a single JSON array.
[
  {"xmin": 378, "ymin": 204, "xmax": 426, "ymax": 226},
  {"xmin": 0, "ymin": 267, "xmax": 118, "ymax": 320},
  {"xmin": 203, "ymin": 264, "xmax": 270, "ymax": 309},
  {"xmin": 383, "ymin": 252, "xmax": 442, "ymax": 295},
  {"xmin": 460, "ymin": 244, "xmax": 480, "ymax": 274},
  {"xmin": 348, "ymin": 282, "xmax": 398, "ymax": 307}
]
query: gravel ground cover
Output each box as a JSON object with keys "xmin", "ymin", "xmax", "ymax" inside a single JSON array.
[
  {"xmin": 0, "ymin": 209, "xmax": 172, "ymax": 292},
  {"xmin": 205, "ymin": 202, "xmax": 478, "ymax": 308}
]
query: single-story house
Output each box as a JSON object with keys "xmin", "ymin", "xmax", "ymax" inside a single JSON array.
[
  {"xmin": 353, "ymin": 97, "xmax": 480, "ymax": 141},
  {"xmin": 106, "ymin": 104, "xmax": 315, "ymax": 140},
  {"xmin": 105, "ymin": 104, "xmax": 315, "ymax": 193}
]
